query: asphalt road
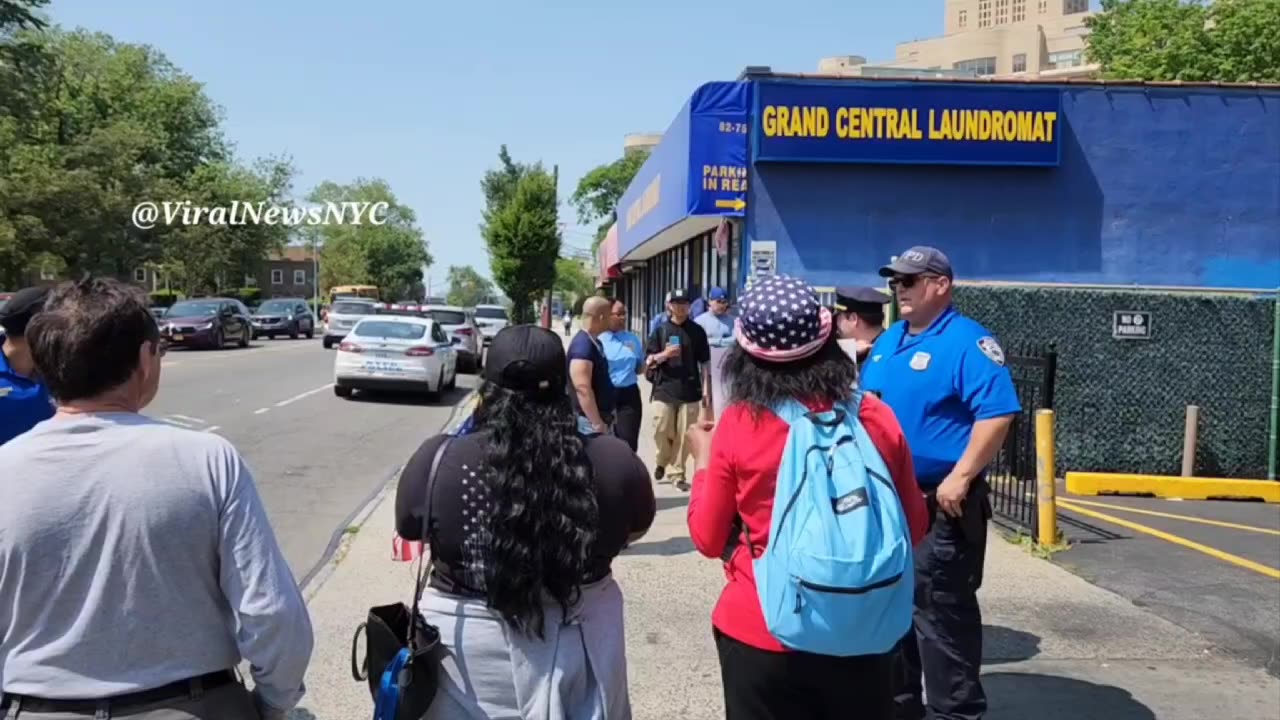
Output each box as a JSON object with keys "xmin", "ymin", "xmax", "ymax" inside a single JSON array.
[
  {"xmin": 149, "ymin": 337, "xmax": 476, "ymax": 583},
  {"xmin": 1055, "ymin": 493, "xmax": 1280, "ymax": 676}
]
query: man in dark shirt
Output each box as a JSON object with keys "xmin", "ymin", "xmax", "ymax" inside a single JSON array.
[
  {"xmin": 567, "ymin": 296, "xmax": 616, "ymax": 436},
  {"xmin": 644, "ymin": 288, "xmax": 712, "ymax": 491}
]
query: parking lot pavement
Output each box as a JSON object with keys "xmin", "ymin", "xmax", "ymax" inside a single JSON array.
[
  {"xmin": 1055, "ymin": 490, "xmax": 1280, "ymax": 676},
  {"xmin": 148, "ymin": 337, "xmax": 477, "ymax": 582}
]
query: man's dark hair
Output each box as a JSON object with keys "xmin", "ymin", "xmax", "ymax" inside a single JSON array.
[{"xmin": 26, "ymin": 278, "xmax": 160, "ymax": 402}]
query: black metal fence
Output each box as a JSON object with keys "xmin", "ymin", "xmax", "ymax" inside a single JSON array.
[{"xmin": 988, "ymin": 345, "xmax": 1058, "ymax": 537}]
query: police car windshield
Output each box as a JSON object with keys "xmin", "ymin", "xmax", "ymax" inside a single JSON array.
[
  {"xmin": 474, "ymin": 307, "xmax": 507, "ymax": 320},
  {"xmin": 428, "ymin": 310, "xmax": 466, "ymax": 325},
  {"xmin": 166, "ymin": 301, "xmax": 220, "ymax": 317}
]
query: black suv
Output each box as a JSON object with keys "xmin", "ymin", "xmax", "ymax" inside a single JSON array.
[{"xmin": 251, "ymin": 298, "xmax": 317, "ymax": 340}]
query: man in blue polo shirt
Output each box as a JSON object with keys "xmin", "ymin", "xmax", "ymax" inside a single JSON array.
[
  {"xmin": 859, "ymin": 246, "xmax": 1019, "ymax": 720},
  {"xmin": 0, "ymin": 286, "xmax": 54, "ymax": 446}
]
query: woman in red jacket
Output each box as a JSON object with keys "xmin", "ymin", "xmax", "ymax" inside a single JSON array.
[{"xmin": 686, "ymin": 274, "xmax": 929, "ymax": 720}]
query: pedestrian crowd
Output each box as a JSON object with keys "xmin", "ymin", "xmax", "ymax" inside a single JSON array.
[{"xmin": 1, "ymin": 244, "xmax": 1018, "ymax": 720}]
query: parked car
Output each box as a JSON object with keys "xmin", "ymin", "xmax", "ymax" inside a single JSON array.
[
  {"xmin": 423, "ymin": 304, "xmax": 481, "ymax": 373},
  {"xmin": 332, "ymin": 315, "xmax": 457, "ymax": 399},
  {"xmin": 252, "ymin": 298, "xmax": 316, "ymax": 340},
  {"xmin": 159, "ymin": 298, "xmax": 252, "ymax": 350},
  {"xmin": 473, "ymin": 304, "xmax": 509, "ymax": 346},
  {"xmin": 149, "ymin": 307, "xmax": 168, "ymax": 320},
  {"xmin": 323, "ymin": 299, "xmax": 380, "ymax": 349}
]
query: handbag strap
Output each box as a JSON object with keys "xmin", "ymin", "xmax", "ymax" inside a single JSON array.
[{"xmin": 409, "ymin": 435, "xmax": 453, "ymax": 647}]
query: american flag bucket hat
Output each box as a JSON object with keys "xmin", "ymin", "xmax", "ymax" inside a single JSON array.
[{"xmin": 733, "ymin": 275, "xmax": 833, "ymax": 362}]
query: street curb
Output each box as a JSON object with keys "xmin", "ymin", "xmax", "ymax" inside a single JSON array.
[{"xmin": 300, "ymin": 388, "xmax": 479, "ymax": 601}]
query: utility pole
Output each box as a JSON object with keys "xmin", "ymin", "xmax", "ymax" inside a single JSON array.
[{"xmin": 545, "ymin": 164, "xmax": 558, "ymax": 329}]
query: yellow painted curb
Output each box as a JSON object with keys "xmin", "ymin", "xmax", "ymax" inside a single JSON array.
[{"xmin": 1065, "ymin": 472, "xmax": 1280, "ymax": 503}]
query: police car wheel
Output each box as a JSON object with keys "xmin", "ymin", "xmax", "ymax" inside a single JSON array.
[{"xmin": 334, "ymin": 385, "xmax": 353, "ymax": 398}]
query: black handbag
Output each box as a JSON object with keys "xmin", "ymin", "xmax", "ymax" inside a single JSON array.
[{"xmin": 351, "ymin": 438, "xmax": 452, "ymax": 720}]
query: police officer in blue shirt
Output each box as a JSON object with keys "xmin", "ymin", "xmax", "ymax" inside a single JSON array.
[
  {"xmin": 859, "ymin": 246, "xmax": 1020, "ymax": 720},
  {"xmin": 599, "ymin": 298, "xmax": 646, "ymax": 451},
  {"xmin": 832, "ymin": 285, "xmax": 890, "ymax": 366},
  {"xmin": 0, "ymin": 286, "xmax": 55, "ymax": 446}
]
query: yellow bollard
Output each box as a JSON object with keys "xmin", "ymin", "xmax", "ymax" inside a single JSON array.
[{"xmin": 1036, "ymin": 409, "xmax": 1058, "ymax": 546}]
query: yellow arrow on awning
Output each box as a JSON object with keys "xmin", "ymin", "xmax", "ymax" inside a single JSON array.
[{"xmin": 714, "ymin": 197, "xmax": 746, "ymax": 211}]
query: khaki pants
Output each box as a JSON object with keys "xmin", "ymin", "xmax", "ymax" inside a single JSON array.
[
  {"xmin": 652, "ymin": 400, "xmax": 700, "ymax": 481},
  {"xmin": 2, "ymin": 682, "xmax": 260, "ymax": 720}
]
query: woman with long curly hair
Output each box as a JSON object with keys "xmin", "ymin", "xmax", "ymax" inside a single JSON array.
[
  {"xmin": 685, "ymin": 275, "xmax": 929, "ymax": 720},
  {"xmin": 395, "ymin": 325, "xmax": 655, "ymax": 719}
]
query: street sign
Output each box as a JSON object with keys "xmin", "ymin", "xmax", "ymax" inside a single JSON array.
[{"xmin": 1112, "ymin": 311, "xmax": 1153, "ymax": 340}]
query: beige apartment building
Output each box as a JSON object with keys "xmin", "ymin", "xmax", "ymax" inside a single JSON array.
[{"xmin": 819, "ymin": 0, "xmax": 1097, "ymax": 79}]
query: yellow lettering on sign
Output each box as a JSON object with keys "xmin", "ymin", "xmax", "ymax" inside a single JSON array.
[
  {"xmin": 924, "ymin": 109, "xmax": 1059, "ymax": 144},
  {"xmin": 625, "ymin": 174, "xmax": 661, "ymax": 231},
  {"xmin": 761, "ymin": 105, "xmax": 830, "ymax": 137}
]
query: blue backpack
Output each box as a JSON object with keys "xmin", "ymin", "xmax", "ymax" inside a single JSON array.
[{"xmin": 753, "ymin": 393, "xmax": 914, "ymax": 656}]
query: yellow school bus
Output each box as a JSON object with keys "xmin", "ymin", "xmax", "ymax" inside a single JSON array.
[{"xmin": 328, "ymin": 285, "xmax": 380, "ymax": 304}]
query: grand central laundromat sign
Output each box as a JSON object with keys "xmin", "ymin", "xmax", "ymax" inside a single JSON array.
[{"xmin": 752, "ymin": 80, "xmax": 1063, "ymax": 167}]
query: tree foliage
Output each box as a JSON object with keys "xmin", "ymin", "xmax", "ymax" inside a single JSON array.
[
  {"xmin": 481, "ymin": 146, "xmax": 560, "ymax": 324},
  {"xmin": 445, "ymin": 264, "xmax": 494, "ymax": 307},
  {"xmin": 309, "ymin": 178, "xmax": 431, "ymax": 302},
  {"xmin": 553, "ymin": 257, "xmax": 596, "ymax": 309},
  {"xmin": 570, "ymin": 150, "xmax": 648, "ymax": 251},
  {"xmin": 1085, "ymin": 0, "xmax": 1280, "ymax": 82}
]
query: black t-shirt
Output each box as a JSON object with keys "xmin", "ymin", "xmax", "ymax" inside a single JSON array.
[
  {"xmin": 566, "ymin": 330, "xmax": 615, "ymax": 418},
  {"xmin": 646, "ymin": 318, "xmax": 711, "ymax": 404},
  {"xmin": 394, "ymin": 429, "xmax": 655, "ymax": 597}
]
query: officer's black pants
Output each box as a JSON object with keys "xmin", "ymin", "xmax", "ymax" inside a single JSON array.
[
  {"xmin": 612, "ymin": 384, "xmax": 643, "ymax": 452},
  {"xmin": 892, "ymin": 479, "xmax": 990, "ymax": 720}
]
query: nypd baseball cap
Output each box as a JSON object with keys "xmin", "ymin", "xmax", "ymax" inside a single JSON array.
[
  {"xmin": 879, "ymin": 246, "xmax": 954, "ymax": 280},
  {"xmin": 0, "ymin": 286, "xmax": 51, "ymax": 337}
]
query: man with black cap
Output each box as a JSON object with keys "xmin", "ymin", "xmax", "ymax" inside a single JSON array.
[
  {"xmin": 644, "ymin": 288, "xmax": 711, "ymax": 491},
  {"xmin": 858, "ymin": 246, "xmax": 1019, "ymax": 720},
  {"xmin": 832, "ymin": 285, "xmax": 890, "ymax": 366},
  {"xmin": 0, "ymin": 286, "xmax": 54, "ymax": 445}
]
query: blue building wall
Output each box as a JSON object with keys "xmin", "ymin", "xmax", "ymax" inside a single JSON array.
[{"xmin": 747, "ymin": 84, "xmax": 1280, "ymax": 290}]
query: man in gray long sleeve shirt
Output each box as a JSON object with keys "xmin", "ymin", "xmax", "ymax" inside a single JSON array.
[{"xmin": 0, "ymin": 279, "xmax": 312, "ymax": 720}]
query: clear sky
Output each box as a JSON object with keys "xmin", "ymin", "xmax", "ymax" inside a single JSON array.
[{"xmin": 49, "ymin": 0, "xmax": 943, "ymax": 290}]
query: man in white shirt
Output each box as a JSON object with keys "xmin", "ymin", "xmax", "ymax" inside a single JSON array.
[{"xmin": 0, "ymin": 278, "xmax": 313, "ymax": 720}]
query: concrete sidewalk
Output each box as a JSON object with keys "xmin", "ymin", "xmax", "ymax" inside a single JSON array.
[{"xmin": 294, "ymin": 375, "xmax": 1280, "ymax": 719}]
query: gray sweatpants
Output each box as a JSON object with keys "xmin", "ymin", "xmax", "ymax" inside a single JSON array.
[{"xmin": 2, "ymin": 682, "xmax": 259, "ymax": 720}]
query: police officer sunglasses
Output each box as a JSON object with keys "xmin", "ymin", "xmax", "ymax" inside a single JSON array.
[{"xmin": 889, "ymin": 274, "xmax": 941, "ymax": 290}]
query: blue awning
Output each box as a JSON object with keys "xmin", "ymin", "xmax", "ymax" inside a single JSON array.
[{"xmin": 616, "ymin": 81, "xmax": 752, "ymax": 260}]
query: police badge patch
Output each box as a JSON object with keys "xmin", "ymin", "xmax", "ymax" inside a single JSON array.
[{"xmin": 977, "ymin": 336, "xmax": 1005, "ymax": 366}]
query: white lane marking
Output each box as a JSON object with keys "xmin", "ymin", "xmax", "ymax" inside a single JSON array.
[
  {"xmin": 204, "ymin": 425, "xmax": 221, "ymax": 433},
  {"xmin": 168, "ymin": 414, "xmax": 205, "ymax": 423},
  {"xmin": 254, "ymin": 408, "xmax": 270, "ymax": 415},
  {"xmin": 274, "ymin": 383, "xmax": 335, "ymax": 408},
  {"xmin": 161, "ymin": 416, "xmax": 197, "ymax": 429}
]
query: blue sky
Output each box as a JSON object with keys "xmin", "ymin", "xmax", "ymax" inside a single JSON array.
[{"xmin": 49, "ymin": 0, "xmax": 943, "ymax": 290}]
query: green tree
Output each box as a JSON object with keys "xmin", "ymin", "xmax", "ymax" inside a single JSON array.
[
  {"xmin": 163, "ymin": 158, "xmax": 295, "ymax": 295},
  {"xmin": 483, "ymin": 162, "xmax": 560, "ymax": 325},
  {"xmin": 445, "ymin": 264, "xmax": 494, "ymax": 307},
  {"xmin": 570, "ymin": 150, "xmax": 648, "ymax": 251},
  {"xmin": 309, "ymin": 178, "xmax": 431, "ymax": 301},
  {"xmin": 1085, "ymin": 0, "xmax": 1280, "ymax": 82},
  {"xmin": 553, "ymin": 257, "xmax": 596, "ymax": 310},
  {"xmin": 0, "ymin": 27, "xmax": 230, "ymax": 286},
  {"xmin": 0, "ymin": 0, "xmax": 47, "ymax": 32}
]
